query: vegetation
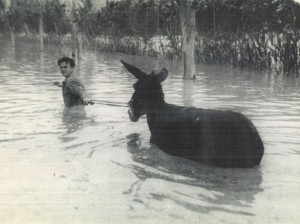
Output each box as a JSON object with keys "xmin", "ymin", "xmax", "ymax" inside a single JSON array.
[{"xmin": 1, "ymin": 0, "xmax": 300, "ymax": 76}]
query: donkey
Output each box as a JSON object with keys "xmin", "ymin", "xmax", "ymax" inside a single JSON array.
[{"xmin": 121, "ymin": 60, "xmax": 264, "ymax": 167}]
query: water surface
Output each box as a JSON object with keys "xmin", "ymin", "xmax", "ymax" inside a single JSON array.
[{"xmin": 0, "ymin": 40, "xmax": 299, "ymax": 224}]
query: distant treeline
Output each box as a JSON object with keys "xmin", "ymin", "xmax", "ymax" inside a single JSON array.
[{"xmin": 1, "ymin": 0, "xmax": 300, "ymax": 75}]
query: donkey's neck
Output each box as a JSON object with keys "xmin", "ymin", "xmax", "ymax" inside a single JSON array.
[
  {"xmin": 143, "ymin": 83, "xmax": 166, "ymax": 128},
  {"xmin": 145, "ymin": 99, "xmax": 167, "ymax": 131},
  {"xmin": 144, "ymin": 96, "xmax": 165, "ymax": 112}
]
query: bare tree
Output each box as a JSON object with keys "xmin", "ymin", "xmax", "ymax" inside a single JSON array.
[
  {"xmin": 0, "ymin": 0, "xmax": 16, "ymax": 47},
  {"xmin": 60, "ymin": 0, "xmax": 84, "ymax": 60},
  {"xmin": 178, "ymin": 0, "xmax": 197, "ymax": 79},
  {"xmin": 34, "ymin": 0, "xmax": 48, "ymax": 51}
]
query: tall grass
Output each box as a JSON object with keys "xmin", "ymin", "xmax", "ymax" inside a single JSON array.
[
  {"xmin": 2, "ymin": 30, "xmax": 299, "ymax": 76},
  {"xmin": 195, "ymin": 32, "xmax": 300, "ymax": 76}
]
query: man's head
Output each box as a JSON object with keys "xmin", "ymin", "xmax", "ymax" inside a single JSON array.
[{"xmin": 58, "ymin": 57, "xmax": 75, "ymax": 78}]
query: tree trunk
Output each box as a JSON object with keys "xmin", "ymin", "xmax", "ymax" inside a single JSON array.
[
  {"xmin": 24, "ymin": 23, "xmax": 30, "ymax": 35},
  {"xmin": 71, "ymin": 21, "xmax": 82, "ymax": 60},
  {"xmin": 77, "ymin": 30, "xmax": 82, "ymax": 61},
  {"xmin": 71, "ymin": 22, "xmax": 77, "ymax": 59},
  {"xmin": 39, "ymin": 14, "xmax": 44, "ymax": 51},
  {"xmin": 10, "ymin": 31, "xmax": 15, "ymax": 47},
  {"xmin": 7, "ymin": 21, "xmax": 15, "ymax": 47},
  {"xmin": 180, "ymin": 0, "xmax": 197, "ymax": 79}
]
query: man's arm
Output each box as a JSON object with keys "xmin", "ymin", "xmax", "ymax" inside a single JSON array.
[
  {"xmin": 53, "ymin": 81, "xmax": 63, "ymax": 87},
  {"xmin": 67, "ymin": 77, "xmax": 93, "ymax": 105}
]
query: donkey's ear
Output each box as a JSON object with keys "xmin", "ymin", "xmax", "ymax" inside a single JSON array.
[
  {"xmin": 121, "ymin": 60, "xmax": 146, "ymax": 80},
  {"xmin": 156, "ymin": 68, "xmax": 168, "ymax": 82}
]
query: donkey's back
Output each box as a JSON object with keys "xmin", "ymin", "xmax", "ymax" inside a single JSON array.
[{"xmin": 149, "ymin": 104, "xmax": 264, "ymax": 167}]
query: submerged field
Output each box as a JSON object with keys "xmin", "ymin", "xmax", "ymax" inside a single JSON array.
[{"xmin": 0, "ymin": 39, "xmax": 300, "ymax": 223}]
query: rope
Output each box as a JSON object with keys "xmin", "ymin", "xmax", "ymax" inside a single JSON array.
[{"xmin": 91, "ymin": 100, "xmax": 128, "ymax": 108}]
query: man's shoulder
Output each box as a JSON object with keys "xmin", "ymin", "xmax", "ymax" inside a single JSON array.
[{"xmin": 66, "ymin": 75, "xmax": 84, "ymax": 86}]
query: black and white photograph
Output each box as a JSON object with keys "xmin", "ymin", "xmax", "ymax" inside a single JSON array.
[{"xmin": 0, "ymin": 0, "xmax": 299, "ymax": 223}]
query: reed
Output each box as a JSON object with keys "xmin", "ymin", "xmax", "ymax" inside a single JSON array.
[
  {"xmin": 194, "ymin": 32, "xmax": 300, "ymax": 76},
  {"xmin": 3, "ymin": 30, "xmax": 299, "ymax": 76}
]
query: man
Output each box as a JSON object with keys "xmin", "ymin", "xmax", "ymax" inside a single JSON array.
[{"xmin": 54, "ymin": 57, "xmax": 93, "ymax": 107}]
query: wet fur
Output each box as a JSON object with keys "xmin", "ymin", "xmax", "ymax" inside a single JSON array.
[{"xmin": 122, "ymin": 60, "xmax": 264, "ymax": 167}]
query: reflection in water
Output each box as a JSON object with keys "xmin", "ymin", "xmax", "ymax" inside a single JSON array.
[
  {"xmin": 126, "ymin": 133, "xmax": 263, "ymax": 216},
  {"xmin": 39, "ymin": 50, "xmax": 44, "ymax": 71},
  {"xmin": 62, "ymin": 106, "xmax": 87, "ymax": 132},
  {"xmin": 183, "ymin": 79, "xmax": 194, "ymax": 107},
  {"xmin": 59, "ymin": 106, "xmax": 99, "ymax": 147}
]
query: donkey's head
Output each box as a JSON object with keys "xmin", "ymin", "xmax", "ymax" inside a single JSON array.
[{"xmin": 121, "ymin": 60, "xmax": 168, "ymax": 122}]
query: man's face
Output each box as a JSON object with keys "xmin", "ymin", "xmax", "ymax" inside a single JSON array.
[{"xmin": 59, "ymin": 62, "xmax": 74, "ymax": 78}]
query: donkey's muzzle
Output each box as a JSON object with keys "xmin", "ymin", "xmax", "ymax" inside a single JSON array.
[{"xmin": 128, "ymin": 108, "xmax": 139, "ymax": 122}]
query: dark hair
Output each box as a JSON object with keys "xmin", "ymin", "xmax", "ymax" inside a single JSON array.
[{"xmin": 58, "ymin": 57, "xmax": 75, "ymax": 68}]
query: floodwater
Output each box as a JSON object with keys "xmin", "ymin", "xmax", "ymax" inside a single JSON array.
[{"xmin": 0, "ymin": 39, "xmax": 299, "ymax": 224}]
